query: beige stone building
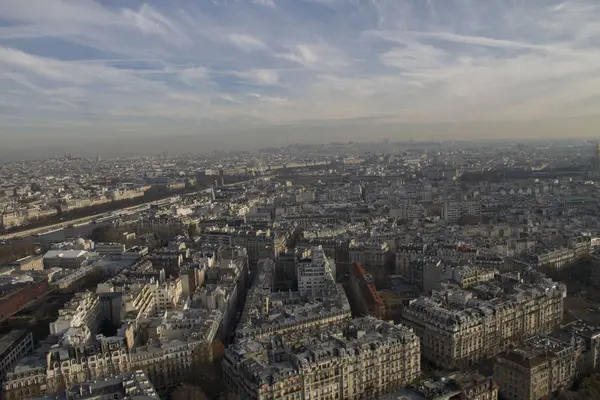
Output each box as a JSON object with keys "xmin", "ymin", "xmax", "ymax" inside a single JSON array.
[
  {"xmin": 236, "ymin": 257, "xmax": 351, "ymax": 343},
  {"xmin": 132, "ymin": 279, "xmax": 183, "ymax": 319},
  {"xmin": 402, "ymin": 272, "xmax": 566, "ymax": 369},
  {"xmin": 349, "ymin": 239, "xmax": 390, "ymax": 269},
  {"xmin": 4, "ymin": 271, "xmax": 223, "ymax": 399},
  {"xmin": 4, "ymin": 312, "xmax": 220, "ymax": 399},
  {"xmin": 494, "ymin": 335, "xmax": 583, "ymax": 400},
  {"xmin": 379, "ymin": 371, "xmax": 498, "ymax": 400},
  {"xmin": 452, "ymin": 265, "xmax": 497, "ymax": 288},
  {"xmin": 224, "ymin": 317, "xmax": 421, "ymax": 400}
]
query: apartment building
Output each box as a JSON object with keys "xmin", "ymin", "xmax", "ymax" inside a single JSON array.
[
  {"xmin": 562, "ymin": 320, "xmax": 600, "ymax": 374},
  {"xmin": 474, "ymin": 254, "xmax": 505, "ymax": 270},
  {"xmin": 380, "ymin": 371, "xmax": 498, "ymax": 400},
  {"xmin": 132, "ymin": 279, "xmax": 183, "ymax": 319},
  {"xmin": 452, "ymin": 265, "xmax": 498, "ymax": 288},
  {"xmin": 389, "ymin": 203, "xmax": 426, "ymax": 220},
  {"xmin": 395, "ymin": 256, "xmax": 454, "ymax": 294},
  {"xmin": 225, "ymin": 317, "xmax": 421, "ymax": 400},
  {"xmin": 296, "ymin": 237, "xmax": 346, "ymax": 262},
  {"xmin": 402, "ymin": 273, "xmax": 566, "ymax": 369},
  {"xmin": 567, "ymin": 236, "xmax": 591, "ymax": 258},
  {"xmin": 5, "ymin": 280, "xmax": 221, "ymax": 398},
  {"xmin": 94, "ymin": 242, "xmax": 126, "ymax": 257},
  {"xmin": 349, "ymin": 262, "xmax": 385, "ymax": 318},
  {"xmin": 200, "ymin": 227, "xmax": 275, "ymax": 264},
  {"xmin": 45, "ymin": 333, "xmax": 133, "ymax": 392},
  {"xmin": 349, "ymin": 239, "xmax": 391, "ymax": 269},
  {"xmin": 49, "ymin": 291, "xmax": 102, "ymax": 337},
  {"xmin": 589, "ymin": 249, "xmax": 600, "ymax": 290},
  {"xmin": 43, "ymin": 249, "xmax": 90, "ymax": 269},
  {"xmin": 156, "ymin": 308, "xmax": 221, "ymax": 362},
  {"xmin": 128, "ymin": 337, "xmax": 209, "ymax": 392},
  {"xmin": 194, "ymin": 283, "xmax": 237, "ymax": 338},
  {"xmin": 0, "ymin": 211, "xmax": 26, "ymax": 229},
  {"xmin": 442, "ymin": 201, "xmax": 481, "ymax": 223},
  {"xmin": 55, "ymin": 370, "xmax": 159, "ymax": 400},
  {"xmin": 274, "ymin": 248, "xmax": 298, "ymax": 290},
  {"xmin": 0, "ymin": 330, "xmax": 34, "ymax": 384},
  {"xmin": 494, "ymin": 336, "xmax": 583, "ymax": 400},
  {"xmin": 147, "ymin": 247, "xmax": 185, "ymax": 271},
  {"xmin": 3, "ymin": 357, "xmax": 47, "ymax": 400},
  {"xmin": 527, "ymin": 247, "xmax": 575, "ymax": 271},
  {"xmin": 8, "ymin": 255, "xmax": 44, "ymax": 271},
  {"xmin": 0, "ymin": 279, "xmax": 50, "ymax": 323},
  {"xmin": 297, "ymin": 246, "xmax": 336, "ymax": 297},
  {"xmin": 51, "ymin": 265, "xmax": 97, "ymax": 291},
  {"xmin": 236, "ymin": 258, "xmax": 351, "ymax": 342}
]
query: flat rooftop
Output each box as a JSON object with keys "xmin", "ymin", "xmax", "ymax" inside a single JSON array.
[{"xmin": 0, "ymin": 329, "xmax": 28, "ymax": 356}]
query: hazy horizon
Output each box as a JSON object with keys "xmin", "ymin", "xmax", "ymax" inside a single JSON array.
[
  {"xmin": 1, "ymin": 0, "xmax": 600, "ymax": 156},
  {"xmin": 1, "ymin": 116, "xmax": 600, "ymax": 163}
]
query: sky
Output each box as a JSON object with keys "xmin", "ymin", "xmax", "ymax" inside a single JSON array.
[{"xmin": 1, "ymin": 0, "xmax": 600, "ymax": 157}]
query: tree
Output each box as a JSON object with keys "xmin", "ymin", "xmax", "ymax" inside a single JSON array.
[
  {"xmin": 557, "ymin": 371, "xmax": 600, "ymax": 399},
  {"xmin": 216, "ymin": 394, "xmax": 240, "ymax": 400},
  {"xmin": 171, "ymin": 384, "xmax": 208, "ymax": 400},
  {"xmin": 0, "ymin": 239, "xmax": 39, "ymax": 266},
  {"xmin": 458, "ymin": 214, "xmax": 480, "ymax": 226},
  {"xmin": 90, "ymin": 226, "xmax": 120, "ymax": 243},
  {"xmin": 188, "ymin": 224, "xmax": 198, "ymax": 237},
  {"xmin": 185, "ymin": 358, "xmax": 226, "ymax": 399},
  {"xmin": 211, "ymin": 339, "xmax": 225, "ymax": 360}
]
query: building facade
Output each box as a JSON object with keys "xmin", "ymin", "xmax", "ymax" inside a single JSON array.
[
  {"xmin": 225, "ymin": 317, "xmax": 421, "ymax": 400},
  {"xmin": 0, "ymin": 330, "xmax": 34, "ymax": 385},
  {"xmin": 349, "ymin": 262, "xmax": 385, "ymax": 319},
  {"xmin": 494, "ymin": 336, "xmax": 582, "ymax": 400},
  {"xmin": 297, "ymin": 246, "xmax": 336, "ymax": 297},
  {"xmin": 402, "ymin": 273, "xmax": 566, "ymax": 369}
]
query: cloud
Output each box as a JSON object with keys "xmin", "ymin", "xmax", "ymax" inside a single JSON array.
[
  {"xmin": 0, "ymin": 46, "xmax": 137, "ymax": 86},
  {"xmin": 228, "ymin": 34, "xmax": 269, "ymax": 52},
  {"xmin": 379, "ymin": 42, "xmax": 447, "ymax": 71},
  {"xmin": 0, "ymin": 0, "xmax": 118, "ymax": 26},
  {"xmin": 279, "ymin": 44, "xmax": 348, "ymax": 70},
  {"xmin": 280, "ymin": 45, "xmax": 321, "ymax": 68},
  {"xmin": 122, "ymin": 4, "xmax": 183, "ymax": 38},
  {"xmin": 373, "ymin": 30, "xmax": 548, "ymax": 52},
  {"xmin": 232, "ymin": 69, "xmax": 279, "ymax": 85},
  {"xmin": 3, "ymin": 72, "xmax": 78, "ymax": 108},
  {"xmin": 180, "ymin": 67, "xmax": 209, "ymax": 86},
  {"xmin": 1, "ymin": 0, "xmax": 600, "ymax": 139},
  {"xmin": 252, "ymin": 0, "xmax": 277, "ymax": 7}
]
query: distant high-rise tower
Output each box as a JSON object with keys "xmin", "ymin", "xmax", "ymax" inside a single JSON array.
[
  {"xmin": 589, "ymin": 142, "xmax": 600, "ymax": 178},
  {"xmin": 592, "ymin": 143, "xmax": 600, "ymax": 169}
]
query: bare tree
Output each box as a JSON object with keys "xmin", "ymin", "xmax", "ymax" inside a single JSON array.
[{"xmin": 171, "ymin": 383, "xmax": 208, "ymax": 400}]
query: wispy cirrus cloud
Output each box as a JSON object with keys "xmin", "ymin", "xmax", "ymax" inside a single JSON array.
[
  {"xmin": 228, "ymin": 33, "xmax": 269, "ymax": 52},
  {"xmin": 179, "ymin": 67, "xmax": 209, "ymax": 86},
  {"xmin": 232, "ymin": 69, "xmax": 279, "ymax": 85},
  {"xmin": 0, "ymin": 0, "xmax": 600, "ymax": 139}
]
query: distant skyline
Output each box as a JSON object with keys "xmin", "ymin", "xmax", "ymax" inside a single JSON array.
[
  {"xmin": 1, "ymin": 117, "xmax": 600, "ymax": 164},
  {"xmin": 1, "ymin": 0, "xmax": 600, "ymax": 151}
]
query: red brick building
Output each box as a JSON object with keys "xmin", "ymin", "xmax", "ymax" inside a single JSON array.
[
  {"xmin": 0, "ymin": 279, "xmax": 50, "ymax": 323},
  {"xmin": 349, "ymin": 262, "xmax": 384, "ymax": 319}
]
